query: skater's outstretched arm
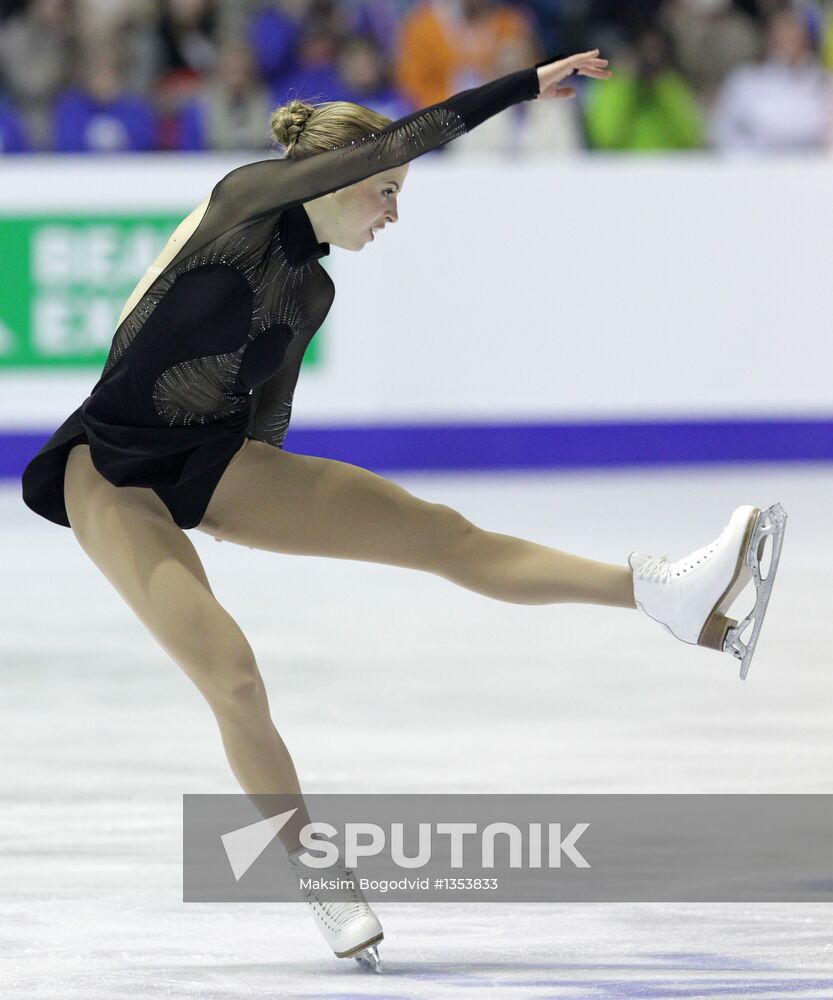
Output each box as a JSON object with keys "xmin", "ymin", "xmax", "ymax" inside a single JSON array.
[
  {"xmin": 215, "ymin": 50, "xmax": 611, "ymax": 218},
  {"xmin": 161, "ymin": 50, "xmax": 610, "ymax": 275}
]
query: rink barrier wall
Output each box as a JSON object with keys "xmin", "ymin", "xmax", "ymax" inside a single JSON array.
[
  {"xmin": 5, "ymin": 417, "xmax": 833, "ymax": 482},
  {"xmin": 3, "ymin": 154, "xmax": 833, "ymax": 480},
  {"xmin": 2, "ymin": 154, "xmax": 833, "ymax": 428}
]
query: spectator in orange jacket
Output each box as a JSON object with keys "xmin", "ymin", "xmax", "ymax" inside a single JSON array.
[{"xmin": 394, "ymin": 0, "xmax": 536, "ymax": 108}]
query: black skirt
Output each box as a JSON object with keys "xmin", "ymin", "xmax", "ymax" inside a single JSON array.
[{"xmin": 21, "ymin": 400, "xmax": 250, "ymax": 531}]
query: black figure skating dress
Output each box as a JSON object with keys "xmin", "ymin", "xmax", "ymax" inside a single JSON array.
[{"xmin": 21, "ymin": 66, "xmax": 542, "ymax": 530}]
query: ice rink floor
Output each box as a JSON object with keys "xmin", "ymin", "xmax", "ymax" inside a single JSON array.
[{"xmin": 1, "ymin": 461, "xmax": 831, "ymax": 999}]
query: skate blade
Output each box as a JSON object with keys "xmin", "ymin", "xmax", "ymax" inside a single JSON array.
[
  {"xmin": 709, "ymin": 502, "xmax": 787, "ymax": 680},
  {"xmin": 353, "ymin": 942, "xmax": 383, "ymax": 973}
]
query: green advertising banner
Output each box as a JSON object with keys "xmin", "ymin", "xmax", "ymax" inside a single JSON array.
[{"xmin": 0, "ymin": 214, "xmax": 323, "ymax": 369}]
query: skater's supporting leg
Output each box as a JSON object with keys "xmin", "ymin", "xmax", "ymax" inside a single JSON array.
[
  {"xmin": 64, "ymin": 443, "xmax": 311, "ymax": 852},
  {"xmin": 199, "ymin": 440, "xmax": 637, "ymax": 610}
]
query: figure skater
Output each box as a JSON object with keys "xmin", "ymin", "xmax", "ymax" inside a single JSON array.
[{"xmin": 21, "ymin": 49, "xmax": 786, "ymax": 972}]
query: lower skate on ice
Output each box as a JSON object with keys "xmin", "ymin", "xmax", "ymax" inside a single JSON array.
[
  {"xmin": 628, "ymin": 502, "xmax": 787, "ymax": 680},
  {"xmin": 287, "ymin": 847, "xmax": 384, "ymax": 972}
]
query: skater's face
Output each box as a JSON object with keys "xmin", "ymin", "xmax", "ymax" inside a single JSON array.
[{"xmin": 326, "ymin": 164, "xmax": 408, "ymax": 251}]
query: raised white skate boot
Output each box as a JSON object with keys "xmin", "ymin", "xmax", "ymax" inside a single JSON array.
[
  {"xmin": 287, "ymin": 847, "xmax": 384, "ymax": 972},
  {"xmin": 628, "ymin": 502, "xmax": 787, "ymax": 680}
]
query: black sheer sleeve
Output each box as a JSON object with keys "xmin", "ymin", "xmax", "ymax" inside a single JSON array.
[
  {"xmin": 215, "ymin": 67, "xmax": 541, "ymax": 221},
  {"xmin": 246, "ymin": 332, "xmax": 306, "ymax": 449},
  {"xmin": 165, "ymin": 66, "xmax": 542, "ymax": 271}
]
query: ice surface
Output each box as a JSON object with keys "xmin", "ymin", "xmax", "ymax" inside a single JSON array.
[{"xmin": 2, "ymin": 463, "xmax": 831, "ymax": 998}]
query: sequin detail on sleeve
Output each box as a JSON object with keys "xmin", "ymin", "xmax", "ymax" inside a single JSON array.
[{"xmin": 249, "ymin": 372, "xmax": 296, "ymax": 448}]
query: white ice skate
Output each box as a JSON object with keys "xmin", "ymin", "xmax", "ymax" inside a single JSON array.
[
  {"xmin": 287, "ymin": 847, "xmax": 384, "ymax": 972},
  {"xmin": 628, "ymin": 502, "xmax": 787, "ymax": 680}
]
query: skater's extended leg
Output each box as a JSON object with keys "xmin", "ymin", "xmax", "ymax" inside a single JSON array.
[
  {"xmin": 198, "ymin": 440, "xmax": 636, "ymax": 609},
  {"xmin": 63, "ymin": 443, "xmax": 311, "ymax": 851}
]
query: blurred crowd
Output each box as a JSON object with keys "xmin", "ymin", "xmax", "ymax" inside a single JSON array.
[{"xmin": 0, "ymin": 0, "xmax": 832, "ymax": 155}]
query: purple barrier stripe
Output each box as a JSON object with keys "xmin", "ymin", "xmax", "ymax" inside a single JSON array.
[{"xmin": 3, "ymin": 418, "xmax": 833, "ymax": 478}]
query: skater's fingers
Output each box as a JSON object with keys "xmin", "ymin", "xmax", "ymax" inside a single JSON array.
[
  {"xmin": 575, "ymin": 59, "xmax": 611, "ymax": 75},
  {"xmin": 568, "ymin": 53, "xmax": 607, "ymax": 71},
  {"xmin": 566, "ymin": 48, "xmax": 601, "ymax": 64},
  {"xmin": 560, "ymin": 59, "xmax": 611, "ymax": 83},
  {"xmin": 540, "ymin": 49, "xmax": 602, "ymax": 79},
  {"xmin": 537, "ymin": 50, "xmax": 609, "ymax": 96}
]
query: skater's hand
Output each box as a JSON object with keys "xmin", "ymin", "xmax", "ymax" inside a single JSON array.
[{"xmin": 536, "ymin": 49, "xmax": 611, "ymax": 100}]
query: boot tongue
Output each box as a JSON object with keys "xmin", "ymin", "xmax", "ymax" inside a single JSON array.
[{"xmin": 632, "ymin": 553, "xmax": 672, "ymax": 582}]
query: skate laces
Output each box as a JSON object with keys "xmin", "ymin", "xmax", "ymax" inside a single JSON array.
[
  {"xmin": 634, "ymin": 525, "xmax": 726, "ymax": 584},
  {"xmin": 292, "ymin": 858, "xmax": 370, "ymax": 927},
  {"xmin": 633, "ymin": 553, "xmax": 673, "ymax": 583},
  {"xmin": 318, "ymin": 899, "xmax": 368, "ymax": 929}
]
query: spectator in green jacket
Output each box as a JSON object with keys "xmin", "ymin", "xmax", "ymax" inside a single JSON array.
[{"xmin": 583, "ymin": 27, "xmax": 704, "ymax": 150}]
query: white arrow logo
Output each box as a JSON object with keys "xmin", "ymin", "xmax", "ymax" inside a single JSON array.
[{"xmin": 221, "ymin": 808, "xmax": 298, "ymax": 881}]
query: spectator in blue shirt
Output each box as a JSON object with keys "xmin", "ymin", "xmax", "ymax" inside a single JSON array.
[
  {"xmin": 248, "ymin": 2, "xmax": 300, "ymax": 88},
  {"xmin": 270, "ymin": 21, "xmax": 353, "ymax": 106},
  {"xmin": 51, "ymin": 41, "xmax": 157, "ymax": 152},
  {"xmin": 0, "ymin": 94, "xmax": 32, "ymax": 152}
]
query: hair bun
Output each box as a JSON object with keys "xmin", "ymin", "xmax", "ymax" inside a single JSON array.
[
  {"xmin": 270, "ymin": 100, "xmax": 316, "ymax": 154},
  {"xmin": 267, "ymin": 98, "xmax": 392, "ymax": 159}
]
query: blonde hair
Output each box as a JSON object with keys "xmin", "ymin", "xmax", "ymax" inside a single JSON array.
[{"xmin": 270, "ymin": 98, "xmax": 392, "ymax": 159}]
